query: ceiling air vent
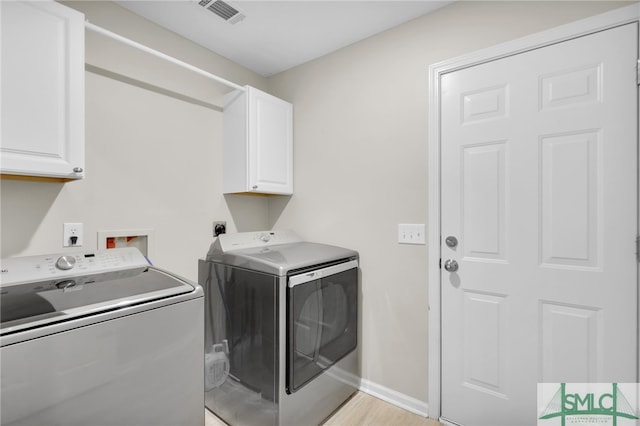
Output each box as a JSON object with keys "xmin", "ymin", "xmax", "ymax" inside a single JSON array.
[{"xmin": 197, "ymin": 0, "xmax": 245, "ymax": 25}]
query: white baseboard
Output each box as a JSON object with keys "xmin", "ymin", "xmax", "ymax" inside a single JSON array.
[{"xmin": 358, "ymin": 378, "xmax": 429, "ymax": 418}]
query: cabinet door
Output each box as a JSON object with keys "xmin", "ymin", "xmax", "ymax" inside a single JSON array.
[
  {"xmin": 248, "ymin": 88, "xmax": 293, "ymax": 195},
  {"xmin": 1, "ymin": 1, "xmax": 85, "ymax": 180}
]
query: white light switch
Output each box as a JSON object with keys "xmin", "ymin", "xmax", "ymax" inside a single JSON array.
[{"xmin": 398, "ymin": 224, "xmax": 425, "ymax": 245}]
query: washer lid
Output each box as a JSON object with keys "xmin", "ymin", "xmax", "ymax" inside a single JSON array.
[
  {"xmin": 208, "ymin": 241, "xmax": 358, "ymax": 276},
  {"xmin": 0, "ymin": 267, "xmax": 195, "ymax": 336}
]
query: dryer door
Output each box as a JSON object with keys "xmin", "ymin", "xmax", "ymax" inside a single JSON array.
[{"xmin": 286, "ymin": 259, "xmax": 358, "ymax": 394}]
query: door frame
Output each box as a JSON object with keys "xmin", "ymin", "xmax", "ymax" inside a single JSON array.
[{"xmin": 427, "ymin": 3, "xmax": 640, "ymax": 421}]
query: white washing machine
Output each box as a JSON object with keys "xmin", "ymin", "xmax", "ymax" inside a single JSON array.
[
  {"xmin": 199, "ymin": 230, "xmax": 360, "ymax": 426},
  {"xmin": 0, "ymin": 247, "xmax": 204, "ymax": 426}
]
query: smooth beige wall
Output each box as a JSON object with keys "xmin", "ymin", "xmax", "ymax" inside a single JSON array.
[
  {"xmin": 267, "ymin": 0, "xmax": 633, "ymax": 406},
  {"xmin": 0, "ymin": 1, "xmax": 270, "ymax": 281}
]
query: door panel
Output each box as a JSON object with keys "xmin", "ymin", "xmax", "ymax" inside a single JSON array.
[
  {"xmin": 540, "ymin": 130, "xmax": 600, "ymax": 268},
  {"xmin": 540, "ymin": 302, "xmax": 600, "ymax": 382},
  {"xmin": 462, "ymin": 291, "xmax": 507, "ymax": 397},
  {"xmin": 462, "ymin": 142, "xmax": 507, "ymax": 261},
  {"xmin": 440, "ymin": 23, "xmax": 638, "ymax": 425}
]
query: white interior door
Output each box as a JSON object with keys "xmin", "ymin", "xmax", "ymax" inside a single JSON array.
[{"xmin": 440, "ymin": 23, "xmax": 638, "ymax": 426}]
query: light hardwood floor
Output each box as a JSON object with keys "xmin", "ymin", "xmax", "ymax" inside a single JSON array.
[{"xmin": 204, "ymin": 391, "xmax": 443, "ymax": 426}]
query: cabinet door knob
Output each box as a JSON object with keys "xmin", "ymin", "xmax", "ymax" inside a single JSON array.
[
  {"xmin": 73, "ymin": 167, "xmax": 83, "ymax": 173},
  {"xmin": 252, "ymin": 185, "xmax": 258, "ymax": 190}
]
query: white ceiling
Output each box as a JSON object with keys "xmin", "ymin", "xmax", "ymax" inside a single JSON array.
[{"xmin": 116, "ymin": 1, "xmax": 454, "ymax": 77}]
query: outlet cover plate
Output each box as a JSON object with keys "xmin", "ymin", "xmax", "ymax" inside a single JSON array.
[{"xmin": 63, "ymin": 222, "xmax": 83, "ymax": 247}]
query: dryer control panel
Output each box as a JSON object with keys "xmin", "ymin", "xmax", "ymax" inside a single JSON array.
[
  {"xmin": 0, "ymin": 247, "xmax": 150, "ymax": 287},
  {"xmin": 215, "ymin": 229, "xmax": 303, "ymax": 252}
]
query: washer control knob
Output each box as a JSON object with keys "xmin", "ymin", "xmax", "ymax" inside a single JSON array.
[{"xmin": 55, "ymin": 255, "xmax": 76, "ymax": 270}]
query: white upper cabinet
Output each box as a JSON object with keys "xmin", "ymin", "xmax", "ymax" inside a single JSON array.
[
  {"xmin": 1, "ymin": 1, "xmax": 85, "ymax": 181},
  {"xmin": 223, "ymin": 86, "xmax": 293, "ymax": 195}
]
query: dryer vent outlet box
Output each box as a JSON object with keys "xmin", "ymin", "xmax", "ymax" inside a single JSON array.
[{"xmin": 197, "ymin": 0, "xmax": 245, "ymax": 24}]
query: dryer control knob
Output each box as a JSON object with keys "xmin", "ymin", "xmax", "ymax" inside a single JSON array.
[{"xmin": 55, "ymin": 255, "xmax": 76, "ymax": 270}]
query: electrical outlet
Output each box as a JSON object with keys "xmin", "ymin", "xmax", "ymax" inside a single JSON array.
[
  {"xmin": 63, "ymin": 223, "xmax": 83, "ymax": 247},
  {"xmin": 398, "ymin": 224, "xmax": 425, "ymax": 245},
  {"xmin": 213, "ymin": 221, "xmax": 227, "ymax": 237}
]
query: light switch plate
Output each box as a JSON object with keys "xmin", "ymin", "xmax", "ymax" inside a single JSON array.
[{"xmin": 398, "ymin": 224, "xmax": 425, "ymax": 245}]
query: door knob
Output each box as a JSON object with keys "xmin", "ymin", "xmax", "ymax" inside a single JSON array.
[{"xmin": 443, "ymin": 259, "xmax": 459, "ymax": 272}]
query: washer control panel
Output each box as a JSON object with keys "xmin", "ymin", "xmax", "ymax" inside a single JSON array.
[
  {"xmin": 55, "ymin": 255, "xmax": 76, "ymax": 271},
  {"xmin": 0, "ymin": 247, "xmax": 150, "ymax": 287}
]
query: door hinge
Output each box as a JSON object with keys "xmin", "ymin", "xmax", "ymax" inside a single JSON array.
[
  {"xmin": 637, "ymin": 60, "xmax": 640, "ymax": 85},
  {"xmin": 636, "ymin": 236, "xmax": 640, "ymax": 262},
  {"xmin": 439, "ymin": 258, "xmax": 442, "ymax": 269}
]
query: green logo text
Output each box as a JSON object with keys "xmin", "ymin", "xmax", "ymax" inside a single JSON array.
[{"xmin": 539, "ymin": 383, "xmax": 639, "ymax": 426}]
